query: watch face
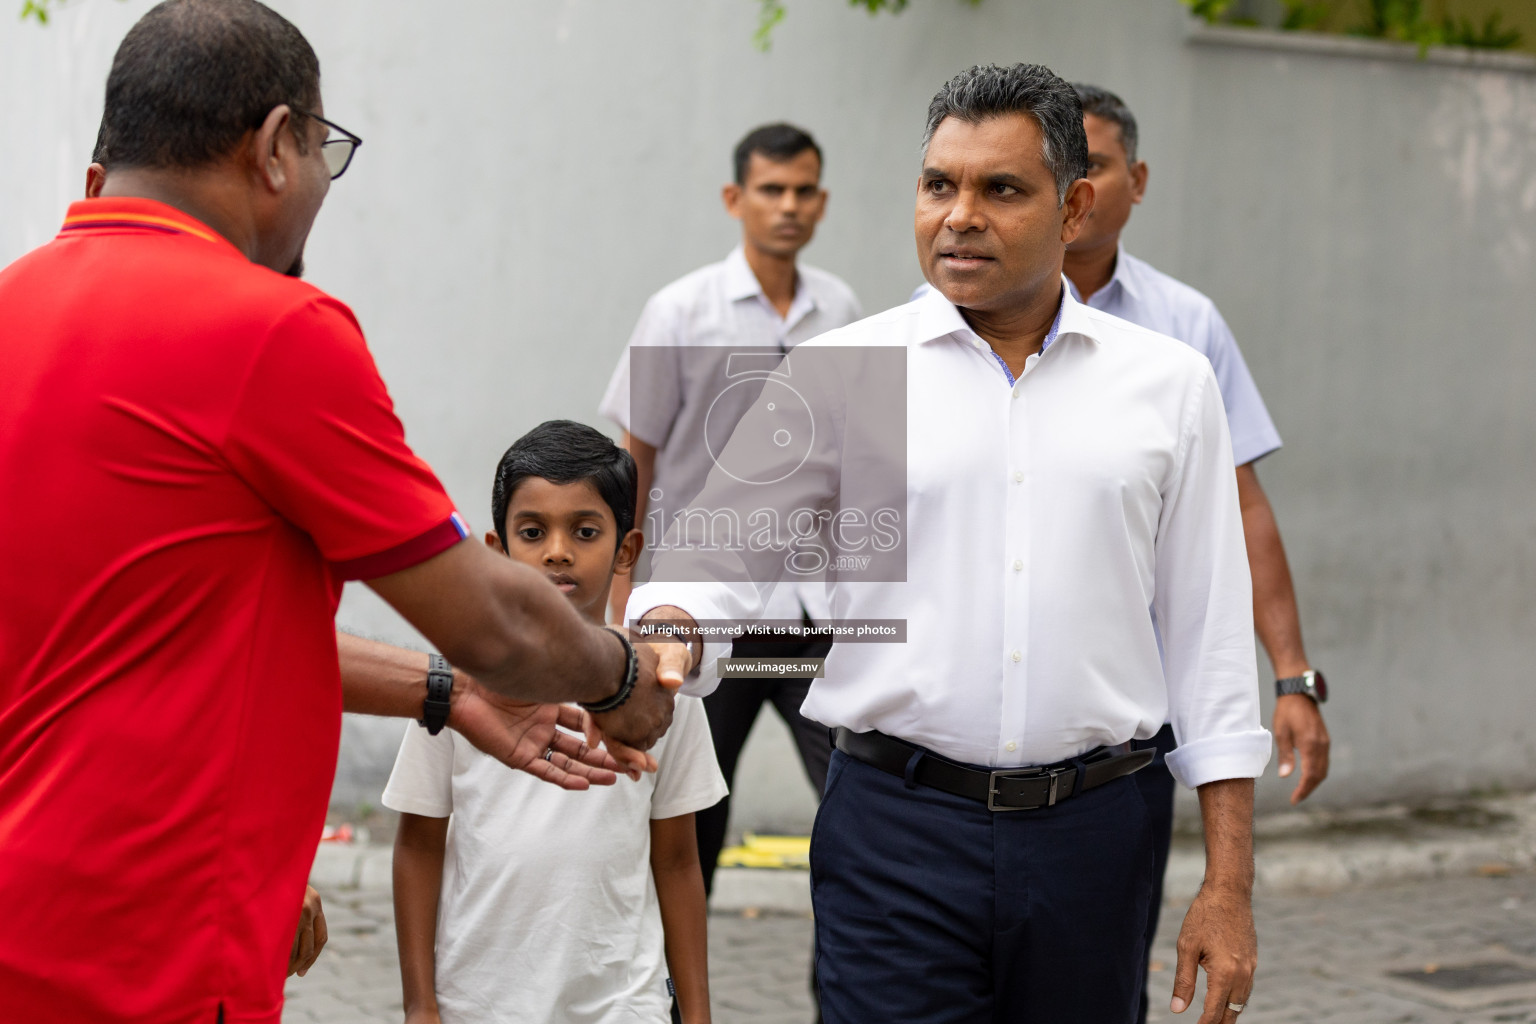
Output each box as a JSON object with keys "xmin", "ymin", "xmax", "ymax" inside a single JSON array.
[{"xmin": 1310, "ymin": 670, "xmax": 1328, "ymax": 702}]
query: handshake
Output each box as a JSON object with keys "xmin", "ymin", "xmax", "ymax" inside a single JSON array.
[{"xmin": 443, "ymin": 616, "xmax": 700, "ymax": 788}]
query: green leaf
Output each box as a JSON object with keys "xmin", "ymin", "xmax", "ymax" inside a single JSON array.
[
  {"xmin": 753, "ymin": 0, "xmax": 785, "ymax": 51},
  {"xmin": 752, "ymin": 0, "xmax": 977, "ymax": 50},
  {"xmin": 1281, "ymin": 1, "xmax": 1329, "ymax": 32},
  {"xmin": 1182, "ymin": 0, "xmax": 1234, "ymax": 24}
]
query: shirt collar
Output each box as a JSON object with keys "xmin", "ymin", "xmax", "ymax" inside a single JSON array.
[
  {"xmin": 58, "ymin": 197, "xmax": 241, "ymax": 255},
  {"xmin": 724, "ymin": 245, "xmax": 819, "ymax": 330},
  {"xmin": 723, "ymin": 245, "xmax": 762, "ymax": 302},
  {"xmin": 1107, "ymin": 243, "xmax": 1142, "ymax": 301},
  {"xmin": 916, "ymin": 276, "xmax": 1101, "ymax": 352},
  {"xmin": 1066, "ymin": 242, "xmax": 1142, "ymax": 305}
]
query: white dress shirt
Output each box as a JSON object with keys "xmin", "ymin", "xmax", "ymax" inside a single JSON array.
[
  {"xmin": 630, "ymin": 284, "xmax": 1271, "ymax": 789},
  {"xmin": 601, "ymin": 246, "xmax": 862, "ymax": 621}
]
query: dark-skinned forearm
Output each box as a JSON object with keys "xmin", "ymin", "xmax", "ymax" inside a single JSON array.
[
  {"xmin": 1236, "ymin": 464, "xmax": 1309, "ymax": 678},
  {"xmin": 1195, "ymin": 777, "xmax": 1255, "ymax": 895},
  {"xmin": 394, "ymin": 813, "xmax": 449, "ymax": 1018},
  {"xmin": 337, "ymin": 631, "xmax": 529, "ymax": 727},
  {"xmin": 445, "ymin": 557, "xmax": 624, "ymax": 703},
  {"xmin": 366, "ymin": 541, "xmax": 624, "ymax": 705},
  {"xmin": 337, "ymin": 631, "xmax": 433, "ymax": 717}
]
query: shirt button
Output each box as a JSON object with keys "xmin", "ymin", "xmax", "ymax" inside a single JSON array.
[
  {"xmin": 1012, "ymin": 471, "xmax": 1024, "ymax": 483},
  {"xmin": 1010, "ymin": 650, "xmax": 1022, "ymax": 663},
  {"xmin": 1012, "ymin": 560, "xmax": 1023, "ymax": 572},
  {"xmin": 1005, "ymin": 741, "xmax": 1018, "ymax": 753}
]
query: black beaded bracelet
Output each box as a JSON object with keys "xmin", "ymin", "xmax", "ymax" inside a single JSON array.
[{"xmin": 580, "ymin": 627, "xmax": 639, "ymax": 714}]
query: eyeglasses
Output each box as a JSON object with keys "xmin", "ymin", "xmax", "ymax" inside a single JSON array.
[{"xmin": 297, "ymin": 110, "xmax": 362, "ymax": 180}]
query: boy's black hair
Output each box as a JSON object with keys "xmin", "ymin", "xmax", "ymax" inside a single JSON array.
[
  {"xmin": 733, "ymin": 123, "xmax": 823, "ymax": 186},
  {"xmin": 490, "ymin": 420, "xmax": 638, "ymax": 552}
]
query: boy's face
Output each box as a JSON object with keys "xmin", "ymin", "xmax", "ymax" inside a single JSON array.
[{"xmin": 488, "ymin": 477, "xmax": 641, "ymax": 623}]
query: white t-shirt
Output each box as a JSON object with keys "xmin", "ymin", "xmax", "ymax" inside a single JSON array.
[{"xmin": 382, "ymin": 695, "xmax": 728, "ymax": 1024}]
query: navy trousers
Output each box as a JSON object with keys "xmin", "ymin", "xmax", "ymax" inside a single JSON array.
[
  {"xmin": 812, "ymin": 748, "xmax": 1155, "ymax": 1024},
  {"xmin": 1133, "ymin": 724, "xmax": 1180, "ymax": 1024}
]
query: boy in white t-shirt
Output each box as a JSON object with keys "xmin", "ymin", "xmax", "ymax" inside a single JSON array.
[{"xmin": 384, "ymin": 420, "xmax": 727, "ymax": 1024}]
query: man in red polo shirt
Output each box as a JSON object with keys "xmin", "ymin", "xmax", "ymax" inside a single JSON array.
[{"xmin": 0, "ymin": 2, "xmax": 690, "ymax": 1021}]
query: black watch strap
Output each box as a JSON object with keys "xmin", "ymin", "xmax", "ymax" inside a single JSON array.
[
  {"xmin": 420, "ymin": 653, "xmax": 454, "ymax": 735},
  {"xmin": 581, "ymin": 628, "xmax": 639, "ymax": 714}
]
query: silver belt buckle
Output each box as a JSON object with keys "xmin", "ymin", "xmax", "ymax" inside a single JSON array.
[{"xmin": 986, "ymin": 766, "xmax": 1059, "ymax": 812}]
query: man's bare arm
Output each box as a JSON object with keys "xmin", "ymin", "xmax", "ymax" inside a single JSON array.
[
  {"xmin": 1235, "ymin": 464, "xmax": 1330, "ymax": 803},
  {"xmin": 1235, "ymin": 464, "xmax": 1307, "ymax": 677},
  {"xmin": 337, "ymin": 631, "xmax": 633, "ymax": 787},
  {"xmin": 1171, "ymin": 777, "xmax": 1257, "ymax": 1024},
  {"xmin": 365, "ymin": 539, "xmax": 675, "ymax": 751},
  {"xmin": 367, "ymin": 540, "xmax": 617, "ymax": 703}
]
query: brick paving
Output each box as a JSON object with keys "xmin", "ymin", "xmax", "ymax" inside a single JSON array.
[{"xmin": 284, "ymin": 872, "xmax": 1536, "ymax": 1023}]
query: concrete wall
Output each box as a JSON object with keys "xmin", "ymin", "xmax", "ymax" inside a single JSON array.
[{"xmin": 4, "ymin": 0, "xmax": 1534, "ymax": 825}]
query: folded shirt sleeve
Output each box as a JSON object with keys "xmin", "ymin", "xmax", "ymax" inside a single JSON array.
[{"xmin": 1155, "ymin": 363, "xmax": 1273, "ymax": 789}]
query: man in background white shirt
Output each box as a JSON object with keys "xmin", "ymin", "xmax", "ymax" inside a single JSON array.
[
  {"xmin": 629, "ymin": 64, "xmax": 1267, "ymax": 1024},
  {"xmin": 600, "ymin": 124, "xmax": 862, "ymax": 899},
  {"xmin": 1064, "ymin": 81, "xmax": 1333, "ymax": 1024}
]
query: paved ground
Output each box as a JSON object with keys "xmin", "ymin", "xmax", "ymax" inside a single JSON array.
[{"xmin": 283, "ymin": 871, "xmax": 1536, "ymax": 1023}]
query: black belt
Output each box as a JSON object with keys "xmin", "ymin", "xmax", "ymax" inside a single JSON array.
[{"xmin": 834, "ymin": 728, "xmax": 1155, "ymax": 812}]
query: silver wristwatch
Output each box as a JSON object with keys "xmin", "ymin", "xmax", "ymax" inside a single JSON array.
[{"xmin": 1275, "ymin": 669, "xmax": 1327, "ymax": 704}]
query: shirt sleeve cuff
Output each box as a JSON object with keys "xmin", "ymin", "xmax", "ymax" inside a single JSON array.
[
  {"xmin": 625, "ymin": 582, "xmax": 743, "ymax": 698},
  {"xmin": 1163, "ymin": 728, "xmax": 1273, "ymax": 789},
  {"xmin": 650, "ymin": 778, "xmax": 731, "ymax": 821},
  {"xmin": 597, "ymin": 394, "xmax": 630, "ymax": 433},
  {"xmin": 331, "ymin": 512, "xmax": 471, "ymax": 581},
  {"xmin": 380, "ymin": 787, "xmax": 451, "ymax": 818},
  {"xmin": 1231, "ymin": 431, "xmax": 1282, "ymax": 468}
]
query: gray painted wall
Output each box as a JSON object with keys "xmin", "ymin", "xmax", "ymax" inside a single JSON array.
[{"xmin": 4, "ymin": 0, "xmax": 1534, "ymax": 825}]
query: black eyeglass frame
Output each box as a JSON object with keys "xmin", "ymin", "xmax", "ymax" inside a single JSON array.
[{"xmin": 295, "ymin": 109, "xmax": 362, "ymax": 180}]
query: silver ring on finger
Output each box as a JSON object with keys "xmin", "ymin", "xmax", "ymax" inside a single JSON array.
[
  {"xmin": 1227, "ymin": 1002, "xmax": 1246, "ymax": 1014},
  {"xmin": 543, "ymin": 748, "xmax": 554, "ymax": 762}
]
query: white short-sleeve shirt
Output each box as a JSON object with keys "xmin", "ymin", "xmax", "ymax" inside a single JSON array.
[
  {"xmin": 600, "ymin": 247, "xmax": 862, "ymax": 622},
  {"xmin": 1065, "ymin": 247, "xmax": 1282, "ymax": 467},
  {"xmin": 382, "ymin": 695, "xmax": 728, "ymax": 1024}
]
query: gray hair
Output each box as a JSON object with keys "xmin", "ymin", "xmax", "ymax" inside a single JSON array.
[
  {"xmin": 1072, "ymin": 82, "xmax": 1139, "ymax": 164},
  {"xmin": 922, "ymin": 63, "xmax": 1088, "ymax": 205}
]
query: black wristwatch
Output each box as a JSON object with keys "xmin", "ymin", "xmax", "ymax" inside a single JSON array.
[
  {"xmin": 1276, "ymin": 669, "xmax": 1328, "ymax": 704},
  {"xmin": 580, "ymin": 627, "xmax": 639, "ymax": 714},
  {"xmin": 420, "ymin": 653, "xmax": 454, "ymax": 735}
]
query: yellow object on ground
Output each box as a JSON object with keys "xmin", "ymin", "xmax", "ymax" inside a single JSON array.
[{"xmin": 717, "ymin": 833, "xmax": 811, "ymax": 869}]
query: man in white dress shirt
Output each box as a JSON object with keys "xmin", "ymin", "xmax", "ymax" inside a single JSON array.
[
  {"xmin": 600, "ymin": 124, "xmax": 862, "ymax": 899},
  {"xmin": 1064, "ymin": 82, "xmax": 1332, "ymax": 1024},
  {"xmin": 628, "ymin": 65, "xmax": 1268, "ymax": 1024}
]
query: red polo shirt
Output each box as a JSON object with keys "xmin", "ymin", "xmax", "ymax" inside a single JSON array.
[{"xmin": 0, "ymin": 198, "xmax": 466, "ymax": 1022}]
